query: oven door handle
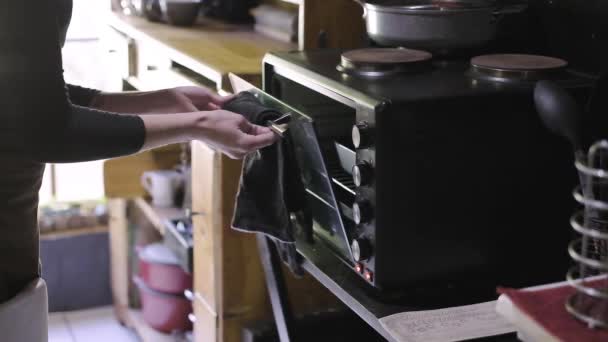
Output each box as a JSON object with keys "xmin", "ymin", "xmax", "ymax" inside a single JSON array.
[{"xmin": 267, "ymin": 113, "xmax": 292, "ymax": 138}]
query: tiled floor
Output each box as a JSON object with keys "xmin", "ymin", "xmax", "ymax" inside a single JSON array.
[{"xmin": 49, "ymin": 306, "xmax": 139, "ymax": 342}]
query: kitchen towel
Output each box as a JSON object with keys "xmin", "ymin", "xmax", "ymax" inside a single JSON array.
[{"xmin": 225, "ymin": 91, "xmax": 307, "ymax": 244}]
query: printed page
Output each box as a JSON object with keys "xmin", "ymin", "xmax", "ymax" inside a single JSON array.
[{"xmin": 379, "ymin": 301, "xmax": 515, "ymax": 342}]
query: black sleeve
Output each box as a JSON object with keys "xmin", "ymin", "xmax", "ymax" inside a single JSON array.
[
  {"xmin": 67, "ymin": 84, "xmax": 100, "ymax": 107},
  {"xmin": 0, "ymin": 1, "xmax": 145, "ymax": 163}
]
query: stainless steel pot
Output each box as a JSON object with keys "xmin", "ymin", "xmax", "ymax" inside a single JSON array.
[{"xmin": 354, "ymin": 0, "xmax": 527, "ymax": 52}]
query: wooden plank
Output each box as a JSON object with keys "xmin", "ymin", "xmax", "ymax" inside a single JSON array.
[
  {"xmin": 193, "ymin": 295, "xmax": 217, "ymax": 342},
  {"xmin": 108, "ymin": 199, "xmax": 130, "ymax": 323},
  {"xmin": 128, "ymin": 309, "xmax": 175, "ymax": 342},
  {"xmin": 113, "ymin": 303, "xmax": 131, "ymax": 329},
  {"xmin": 192, "ymin": 217, "xmax": 218, "ymax": 314},
  {"xmin": 40, "ymin": 225, "xmax": 108, "ymax": 240},
  {"xmin": 133, "ymin": 197, "xmax": 184, "ymax": 236},
  {"xmin": 218, "ymin": 156, "xmax": 273, "ymax": 342},
  {"xmin": 192, "ymin": 141, "xmax": 222, "ymax": 313},
  {"xmin": 300, "ymin": 0, "xmax": 366, "ymax": 50}
]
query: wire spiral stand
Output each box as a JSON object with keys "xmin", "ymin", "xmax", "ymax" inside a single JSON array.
[{"xmin": 566, "ymin": 140, "xmax": 608, "ymax": 328}]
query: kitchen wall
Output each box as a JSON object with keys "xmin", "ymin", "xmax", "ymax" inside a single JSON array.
[
  {"xmin": 529, "ymin": 0, "xmax": 608, "ymax": 75},
  {"xmin": 66, "ymin": 0, "xmax": 107, "ymax": 40}
]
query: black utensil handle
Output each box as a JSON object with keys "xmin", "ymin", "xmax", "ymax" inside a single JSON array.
[{"xmin": 534, "ymin": 80, "xmax": 584, "ymax": 151}]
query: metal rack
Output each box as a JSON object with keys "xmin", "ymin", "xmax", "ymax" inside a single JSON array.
[{"xmin": 566, "ymin": 140, "xmax": 608, "ymax": 328}]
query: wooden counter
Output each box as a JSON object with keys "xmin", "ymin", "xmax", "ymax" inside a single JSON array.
[{"xmin": 105, "ymin": 12, "xmax": 295, "ymax": 92}]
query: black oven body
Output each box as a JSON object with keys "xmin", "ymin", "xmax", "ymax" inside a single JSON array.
[{"xmin": 263, "ymin": 50, "xmax": 594, "ymax": 297}]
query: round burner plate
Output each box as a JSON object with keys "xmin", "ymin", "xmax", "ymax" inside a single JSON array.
[
  {"xmin": 471, "ymin": 54, "xmax": 568, "ymax": 70},
  {"xmin": 338, "ymin": 48, "xmax": 433, "ymax": 78},
  {"xmin": 470, "ymin": 54, "xmax": 568, "ymax": 82}
]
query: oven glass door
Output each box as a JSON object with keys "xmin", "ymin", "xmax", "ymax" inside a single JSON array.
[{"xmin": 239, "ymin": 85, "xmax": 354, "ymax": 261}]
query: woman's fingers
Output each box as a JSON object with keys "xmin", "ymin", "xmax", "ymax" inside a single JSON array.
[
  {"xmin": 207, "ymin": 102, "xmax": 221, "ymax": 110},
  {"xmin": 247, "ymin": 124, "xmax": 273, "ymax": 136},
  {"xmin": 189, "ymin": 109, "xmax": 279, "ymax": 159},
  {"xmin": 238, "ymin": 130, "xmax": 277, "ymax": 151},
  {"xmin": 222, "ymin": 122, "xmax": 277, "ymax": 159},
  {"xmin": 215, "ymin": 94, "xmax": 235, "ymax": 106},
  {"xmin": 239, "ymin": 121, "xmax": 277, "ymax": 146}
]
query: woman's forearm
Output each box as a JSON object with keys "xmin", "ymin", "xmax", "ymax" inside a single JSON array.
[
  {"xmin": 91, "ymin": 90, "xmax": 175, "ymax": 114},
  {"xmin": 138, "ymin": 112, "xmax": 199, "ymax": 151},
  {"xmin": 91, "ymin": 86, "xmax": 225, "ymax": 115},
  {"xmin": 139, "ymin": 109, "xmax": 277, "ymax": 159}
]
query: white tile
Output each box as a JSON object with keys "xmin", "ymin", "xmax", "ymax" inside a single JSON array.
[
  {"xmin": 48, "ymin": 312, "xmax": 74, "ymax": 342},
  {"xmin": 64, "ymin": 306, "xmax": 138, "ymax": 342}
]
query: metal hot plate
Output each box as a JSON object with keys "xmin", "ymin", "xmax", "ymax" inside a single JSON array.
[
  {"xmin": 470, "ymin": 54, "xmax": 569, "ymax": 83},
  {"xmin": 337, "ymin": 48, "xmax": 433, "ymax": 78}
]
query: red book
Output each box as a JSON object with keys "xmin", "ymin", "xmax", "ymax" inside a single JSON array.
[{"xmin": 496, "ymin": 278, "xmax": 608, "ymax": 342}]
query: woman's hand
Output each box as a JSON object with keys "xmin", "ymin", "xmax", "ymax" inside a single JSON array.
[
  {"xmin": 192, "ymin": 110, "xmax": 277, "ymax": 159},
  {"xmin": 92, "ymin": 86, "xmax": 232, "ymax": 114},
  {"xmin": 139, "ymin": 110, "xmax": 277, "ymax": 159}
]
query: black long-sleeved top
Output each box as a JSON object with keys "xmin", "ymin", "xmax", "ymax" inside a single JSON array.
[
  {"xmin": 0, "ymin": 0, "xmax": 145, "ymax": 302},
  {"xmin": 1, "ymin": 1, "xmax": 145, "ymax": 162}
]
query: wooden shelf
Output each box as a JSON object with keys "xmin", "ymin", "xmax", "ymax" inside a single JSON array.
[
  {"xmin": 133, "ymin": 197, "xmax": 184, "ymax": 236},
  {"xmin": 126, "ymin": 309, "xmax": 175, "ymax": 342},
  {"xmin": 40, "ymin": 225, "xmax": 108, "ymax": 240},
  {"xmin": 106, "ymin": 12, "xmax": 296, "ymax": 91}
]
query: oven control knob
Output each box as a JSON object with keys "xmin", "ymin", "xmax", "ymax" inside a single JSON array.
[
  {"xmin": 351, "ymin": 238, "xmax": 372, "ymax": 262},
  {"xmin": 352, "ymin": 122, "xmax": 374, "ymax": 148},
  {"xmin": 353, "ymin": 162, "xmax": 373, "ymax": 187},
  {"xmin": 352, "ymin": 200, "xmax": 373, "ymax": 224}
]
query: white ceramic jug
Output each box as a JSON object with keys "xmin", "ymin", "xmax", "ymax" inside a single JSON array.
[{"xmin": 141, "ymin": 170, "xmax": 184, "ymax": 207}]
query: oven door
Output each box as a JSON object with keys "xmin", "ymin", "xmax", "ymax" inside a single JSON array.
[{"xmin": 229, "ymin": 74, "xmax": 354, "ymax": 262}]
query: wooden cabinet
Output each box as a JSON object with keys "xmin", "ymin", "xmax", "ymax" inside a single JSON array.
[
  {"xmin": 103, "ymin": 3, "xmax": 365, "ymax": 340},
  {"xmin": 105, "ymin": 13, "xmax": 295, "ymax": 93},
  {"xmin": 292, "ymin": 0, "xmax": 366, "ymax": 50},
  {"xmin": 189, "ymin": 141, "xmax": 342, "ymax": 342},
  {"xmin": 99, "ymin": 26, "xmax": 135, "ymax": 91},
  {"xmin": 193, "ymin": 295, "xmax": 217, "ymax": 342},
  {"xmin": 191, "ymin": 142, "xmax": 221, "ymax": 315},
  {"xmin": 190, "ymin": 141, "xmax": 271, "ymax": 342}
]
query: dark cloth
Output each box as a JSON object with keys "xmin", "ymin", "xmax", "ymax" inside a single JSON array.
[
  {"xmin": 0, "ymin": 158, "xmax": 45, "ymax": 303},
  {"xmin": 222, "ymin": 91, "xmax": 282, "ymax": 126},
  {"xmin": 0, "ymin": 0, "xmax": 146, "ymax": 302},
  {"xmin": 225, "ymin": 92, "xmax": 307, "ymax": 244}
]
